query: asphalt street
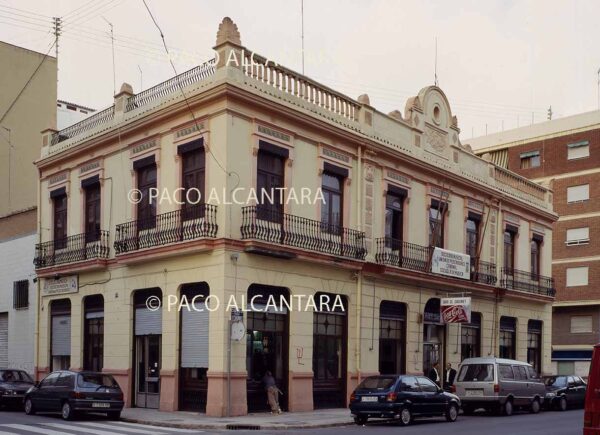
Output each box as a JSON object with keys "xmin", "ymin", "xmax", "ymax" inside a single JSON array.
[{"xmin": 0, "ymin": 408, "xmax": 584, "ymax": 434}]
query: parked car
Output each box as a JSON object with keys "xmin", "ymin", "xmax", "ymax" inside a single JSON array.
[
  {"xmin": 454, "ymin": 357, "xmax": 545, "ymax": 416},
  {"xmin": 584, "ymin": 344, "xmax": 600, "ymax": 434},
  {"xmin": 24, "ymin": 370, "xmax": 124, "ymax": 420},
  {"xmin": 349, "ymin": 375, "xmax": 461, "ymax": 426},
  {"xmin": 0, "ymin": 369, "xmax": 34, "ymax": 409},
  {"xmin": 542, "ymin": 375, "xmax": 586, "ymax": 411}
]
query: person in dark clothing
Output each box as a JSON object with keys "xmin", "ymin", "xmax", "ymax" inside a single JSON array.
[
  {"xmin": 262, "ymin": 370, "xmax": 282, "ymax": 414},
  {"xmin": 444, "ymin": 363, "xmax": 457, "ymax": 391},
  {"xmin": 428, "ymin": 362, "xmax": 441, "ymax": 386}
]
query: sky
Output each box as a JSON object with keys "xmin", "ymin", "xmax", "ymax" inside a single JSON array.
[{"xmin": 1, "ymin": 0, "xmax": 600, "ymax": 139}]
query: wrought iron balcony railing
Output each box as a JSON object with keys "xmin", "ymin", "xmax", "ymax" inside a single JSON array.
[
  {"xmin": 375, "ymin": 237, "xmax": 433, "ymax": 272},
  {"xmin": 501, "ymin": 267, "xmax": 555, "ymax": 297},
  {"xmin": 34, "ymin": 231, "xmax": 110, "ymax": 269},
  {"xmin": 114, "ymin": 204, "xmax": 218, "ymax": 255},
  {"xmin": 240, "ymin": 206, "xmax": 367, "ymax": 260},
  {"xmin": 472, "ymin": 260, "xmax": 497, "ymax": 286}
]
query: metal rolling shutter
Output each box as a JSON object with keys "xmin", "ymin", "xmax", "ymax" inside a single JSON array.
[
  {"xmin": 0, "ymin": 313, "xmax": 8, "ymax": 368},
  {"xmin": 181, "ymin": 308, "xmax": 209, "ymax": 368},
  {"xmin": 135, "ymin": 307, "xmax": 162, "ymax": 335},
  {"xmin": 51, "ymin": 315, "xmax": 71, "ymax": 356}
]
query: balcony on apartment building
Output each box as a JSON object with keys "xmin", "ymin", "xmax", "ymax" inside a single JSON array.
[
  {"xmin": 374, "ymin": 237, "xmax": 498, "ymax": 287},
  {"xmin": 240, "ymin": 206, "xmax": 367, "ymax": 260},
  {"xmin": 34, "ymin": 230, "xmax": 110, "ymax": 271},
  {"xmin": 500, "ymin": 267, "xmax": 555, "ymax": 297},
  {"xmin": 113, "ymin": 204, "xmax": 218, "ymax": 258}
]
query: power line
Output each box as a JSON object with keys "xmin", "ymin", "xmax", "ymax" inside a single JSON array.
[{"xmin": 0, "ymin": 3, "xmax": 52, "ymax": 19}]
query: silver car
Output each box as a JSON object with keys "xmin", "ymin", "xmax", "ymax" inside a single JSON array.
[{"xmin": 454, "ymin": 357, "xmax": 545, "ymax": 416}]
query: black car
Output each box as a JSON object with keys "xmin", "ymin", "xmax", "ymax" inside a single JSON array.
[
  {"xmin": 349, "ymin": 375, "xmax": 461, "ymax": 426},
  {"xmin": 24, "ymin": 370, "xmax": 124, "ymax": 420},
  {"xmin": 0, "ymin": 369, "xmax": 34, "ymax": 409},
  {"xmin": 543, "ymin": 375, "xmax": 587, "ymax": 411}
]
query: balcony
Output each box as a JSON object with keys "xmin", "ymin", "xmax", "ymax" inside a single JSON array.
[
  {"xmin": 114, "ymin": 204, "xmax": 218, "ymax": 255},
  {"xmin": 34, "ymin": 231, "xmax": 110, "ymax": 269},
  {"xmin": 240, "ymin": 206, "xmax": 367, "ymax": 260},
  {"xmin": 501, "ymin": 268, "xmax": 555, "ymax": 297},
  {"xmin": 472, "ymin": 260, "xmax": 497, "ymax": 286}
]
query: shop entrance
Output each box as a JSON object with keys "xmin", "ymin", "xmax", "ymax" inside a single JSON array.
[{"xmin": 423, "ymin": 298, "xmax": 445, "ymax": 386}]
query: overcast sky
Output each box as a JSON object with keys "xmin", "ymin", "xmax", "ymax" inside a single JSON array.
[{"xmin": 2, "ymin": 0, "xmax": 600, "ymax": 139}]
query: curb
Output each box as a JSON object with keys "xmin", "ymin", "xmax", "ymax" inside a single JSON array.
[{"xmin": 120, "ymin": 416, "xmax": 353, "ymax": 431}]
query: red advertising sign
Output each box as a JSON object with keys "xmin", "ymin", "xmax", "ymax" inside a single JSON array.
[{"xmin": 440, "ymin": 297, "xmax": 471, "ymax": 323}]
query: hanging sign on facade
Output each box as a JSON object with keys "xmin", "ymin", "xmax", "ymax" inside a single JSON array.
[
  {"xmin": 431, "ymin": 247, "xmax": 471, "ymax": 280},
  {"xmin": 440, "ymin": 297, "xmax": 472, "ymax": 323},
  {"xmin": 42, "ymin": 275, "xmax": 78, "ymax": 296}
]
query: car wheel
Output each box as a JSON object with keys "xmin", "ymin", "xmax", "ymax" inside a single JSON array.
[
  {"xmin": 558, "ymin": 396, "xmax": 567, "ymax": 412},
  {"xmin": 530, "ymin": 398, "xmax": 541, "ymax": 414},
  {"xmin": 503, "ymin": 399, "xmax": 514, "ymax": 416},
  {"xmin": 446, "ymin": 403, "xmax": 459, "ymax": 422},
  {"xmin": 399, "ymin": 406, "xmax": 412, "ymax": 426},
  {"xmin": 61, "ymin": 401, "xmax": 75, "ymax": 420},
  {"xmin": 107, "ymin": 411, "xmax": 121, "ymax": 421},
  {"xmin": 24, "ymin": 398, "xmax": 35, "ymax": 415}
]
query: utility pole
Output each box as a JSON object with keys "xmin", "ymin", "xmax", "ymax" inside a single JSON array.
[
  {"xmin": 301, "ymin": 0, "xmax": 305, "ymax": 75},
  {"xmin": 103, "ymin": 17, "xmax": 116, "ymax": 96},
  {"xmin": 547, "ymin": 105, "xmax": 553, "ymax": 120},
  {"xmin": 138, "ymin": 65, "xmax": 143, "ymax": 91},
  {"xmin": 52, "ymin": 17, "xmax": 61, "ymax": 62}
]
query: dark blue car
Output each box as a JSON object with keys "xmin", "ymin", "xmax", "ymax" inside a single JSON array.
[{"xmin": 349, "ymin": 375, "xmax": 461, "ymax": 426}]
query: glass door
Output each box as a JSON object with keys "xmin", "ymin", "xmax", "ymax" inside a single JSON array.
[{"xmin": 135, "ymin": 335, "xmax": 161, "ymax": 408}]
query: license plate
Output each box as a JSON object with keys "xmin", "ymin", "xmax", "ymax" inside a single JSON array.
[
  {"xmin": 466, "ymin": 390, "xmax": 484, "ymax": 397},
  {"xmin": 361, "ymin": 396, "xmax": 378, "ymax": 402},
  {"xmin": 92, "ymin": 402, "xmax": 110, "ymax": 408}
]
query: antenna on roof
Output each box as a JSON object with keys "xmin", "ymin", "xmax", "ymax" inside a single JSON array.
[
  {"xmin": 301, "ymin": 0, "xmax": 305, "ymax": 75},
  {"xmin": 102, "ymin": 16, "xmax": 116, "ymax": 96},
  {"xmin": 138, "ymin": 65, "xmax": 143, "ymax": 91},
  {"xmin": 434, "ymin": 36, "xmax": 438, "ymax": 86}
]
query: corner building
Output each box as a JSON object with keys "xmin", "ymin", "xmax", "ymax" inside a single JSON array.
[{"xmin": 34, "ymin": 18, "xmax": 556, "ymax": 416}]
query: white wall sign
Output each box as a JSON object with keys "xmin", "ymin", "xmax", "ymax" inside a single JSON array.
[
  {"xmin": 42, "ymin": 275, "xmax": 78, "ymax": 296},
  {"xmin": 431, "ymin": 248, "xmax": 470, "ymax": 280},
  {"xmin": 441, "ymin": 297, "xmax": 472, "ymax": 323}
]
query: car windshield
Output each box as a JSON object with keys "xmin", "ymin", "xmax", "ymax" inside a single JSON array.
[
  {"xmin": 0, "ymin": 370, "xmax": 33, "ymax": 383},
  {"xmin": 357, "ymin": 376, "xmax": 396, "ymax": 390},
  {"xmin": 543, "ymin": 376, "xmax": 567, "ymax": 387},
  {"xmin": 458, "ymin": 364, "xmax": 494, "ymax": 382},
  {"xmin": 78, "ymin": 374, "xmax": 119, "ymax": 389}
]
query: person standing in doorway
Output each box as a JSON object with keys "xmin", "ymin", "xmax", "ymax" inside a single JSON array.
[
  {"xmin": 444, "ymin": 363, "xmax": 457, "ymax": 391},
  {"xmin": 262, "ymin": 370, "xmax": 282, "ymax": 414},
  {"xmin": 428, "ymin": 362, "xmax": 441, "ymax": 387}
]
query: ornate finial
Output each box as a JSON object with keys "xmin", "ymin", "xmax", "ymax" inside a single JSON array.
[
  {"xmin": 216, "ymin": 17, "xmax": 241, "ymax": 46},
  {"xmin": 357, "ymin": 94, "xmax": 370, "ymax": 105},
  {"xmin": 119, "ymin": 82, "xmax": 133, "ymax": 95},
  {"xmin": 388, "ymin": 110, "xmax": 403, "ymax": 120}
]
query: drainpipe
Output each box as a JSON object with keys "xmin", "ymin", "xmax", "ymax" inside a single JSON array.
[
  {"xmin": 356, "ymin": 146, "xmax": 363, "ymax": 383},
  {"xmin": 493, "ymin": 199, "xmax": 503, "ymax": 356},
  {"xmin": 34, "ymin": 167, "xmax": 42, "ymax": 380}
]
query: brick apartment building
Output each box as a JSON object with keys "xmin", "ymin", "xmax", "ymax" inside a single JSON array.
[{"xmin": 469, "ymin": 110, "xmax": 600, "ymax": 375}]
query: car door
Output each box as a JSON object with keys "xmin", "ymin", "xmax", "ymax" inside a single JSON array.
[
  {"xmin": 417, "ymin": 376, "xmax": 446, "ymax": 415},
  {"xmin": 398, "ymin": 376, "xmax": 422, "ymax": 415},
  {"xmin": 513, "ymin": 366, "xmax": 529, "ymax": 406},
  {"xmin": 53, "ymin": 372, "xmax": 75, "ymax": 411},
  {"xmin": 569, "ymin": 376, "xmax": 586, "ymax": 406},
  {"xmin": 34, "ymin": 372, "xmax": 61, "ymax": 410},
  {"xmin": 578, "ymin": 377, "xmax": 588, "ymax": 406}
]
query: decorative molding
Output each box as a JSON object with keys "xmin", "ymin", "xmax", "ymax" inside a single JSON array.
[
  {"xmin": 257, "ymin": 124, "xmax": 291, "ymax": 143},
  {"xmin": 48, "ymin": 172, "xmax": 68, "ymax": 185},
  {"xmin": 131, "ymin": 139, "xmax": 157, "ymax": 155},
  {"xmin": 424, "ymin": 124, "xmax": 448, "ymax": 152},
  {"xmin": 531, "ymin": 223, "xmax": 546, "ymax": 234},
  {"xmin": 430, "ymin": 186, "xmax": 450, "ymax": 200},
  {"xmin": 385, "ymin": 169, "xmax": 410, "ymax": 186},
  {"xmin": 322, "ymin": 147, "xmax": 351, "ymax": 164},
  {"xmin": 364, "ymin": 164, "xmax": 374, "ymax": 182},
  {"xmin": 467, "ymin": 199, "xmax": 484, "ymax": 213},
  {"xmin": 175, "ymin": 123, "xmax": 203, "ymax": 139},
  {"xmin": 79, "ymin": 160, "xmax": 100, "ymax": 174},
  {"xmin": 504, "ymin": 212, "xmax": 520, "ymax": 225}
]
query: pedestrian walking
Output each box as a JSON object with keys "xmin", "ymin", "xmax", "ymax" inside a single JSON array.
[
  {"xmin": 428, "ymin": 362, "xmax": 441, "ymax": 387},
  {"xmin": 262, "ymin": 370, "xmax": 282, "ymax": 414}
]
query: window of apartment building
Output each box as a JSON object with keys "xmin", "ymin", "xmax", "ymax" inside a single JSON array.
[
  {"xmin": 527, "ymin": 320, "xmax": 542, "ymax": 374},
  {"xmin": 83, "ymin": 295, "xmax": 104, "ymax": 372},
  {"xmin": 520, "ymin": 150, "xmax": 540, "ymax": 169},
  {"xmin": 257, "ymin": 145, "xmax": 286, "ymax": 222},
  {"xmin": 83, "ymin": 177, "xmax": 101, "ymax": 242},
  {"xmin": 566, "ymin": 266, "xmax": 589, "ymax": 287},
  {"xmin": 321, "ymin": 163, "xmax": 347, "ymax": 233},
  {"xmin": 385, "ymin": 188, "xmax": 406, "ymax": 242},
  {"xmin": 461, "ymin": 312, "xmax": 481, "ymax": 360},
  {"xmin": 567, "ymin": 141, "xmax": 590, "ymax": 160},
  {"xmin": 466, "ymin": 213, "xmax": 481, "ymax": 270},
  {"xmin": 51, "ymin": 188, "xmax": 68, "ymax": 249},
  {"xmin": 566, "ymin": 227, "xmax": 590, "ymax": 245},
  {"xmin": 499, "ymin": 316, "xmax": 517, "ymax": 360},
  {"xmin": 503, "ymin": 225, "xmax": 518, "ymax": 272},
  {"xmin": 530, "ymin": 236, "xmax": 542, "ymax": 277},
  {"xmin": 180, "ymin": 143, "xmax": 206, "ymax": 221},
  {"xmin": 50, "ymin": 299, "xmax": 71, "ymax": 371},
  {"xmin": 13, "ymin": 280, "xmax": 28, "ymax": 309},
  {"xmin": 134, "ymin": 157, "xmax": 157, "ymax": 230},
  {"xmin": 567, "ymin": 184, "xmax": 589, "ymax": 203},
  {"xmin": 379, "ymin": 301, "xmax": 406, "ymax": 375},
  {"xmin": 428, "ymin": 199, "xmax": 446, "ymax": 248},
  {"xmin": 570, "ymin": 315, "xmax": 593, "ymax": 333}
]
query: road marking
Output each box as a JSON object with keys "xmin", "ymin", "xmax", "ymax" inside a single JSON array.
[
  {"xmin": 0, "ymin": 430, "xmax": 20, "ymax": 435},
  {"xmin": 75, "ymin": 421, "xmax": 170, "ymax": 434},
  {"xmin": 2, "ymin": 424, "xmax": 77, "ymax": 435},
  {"xmin": 44, "ymin": 422, "xmax": 168, "ymax": 435},
  {"xmin": 110, "ymin": 421, "xmax": 201, "ymax": 433}
]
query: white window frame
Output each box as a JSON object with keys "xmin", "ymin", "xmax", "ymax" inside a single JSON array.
[
  {"xmin": 566, "ymin": 227, "xmax": 590, "ymax": 246},
  {"xmin": 567, "ymin": 184, "xmax": 590, "ymax": 203},
  {"xmin": 566, "ymin": 266, "xmax": 589, "ymax": 287}
]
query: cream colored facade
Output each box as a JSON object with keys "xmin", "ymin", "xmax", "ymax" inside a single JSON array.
[{"xmin": 34, "ymin": 18, "xmax": 556, "ymax": 416}]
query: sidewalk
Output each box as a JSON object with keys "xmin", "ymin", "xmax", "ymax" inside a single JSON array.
[{"xmin": 121, "ymin": 408, "xmax": 353, "ymax": 430}]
